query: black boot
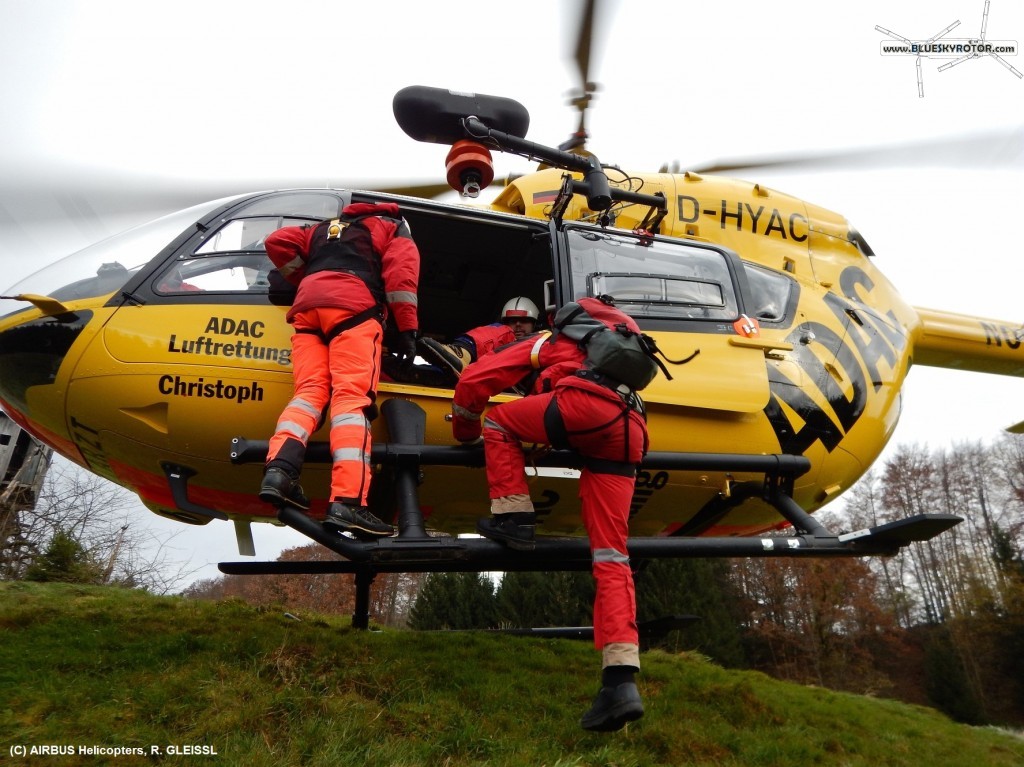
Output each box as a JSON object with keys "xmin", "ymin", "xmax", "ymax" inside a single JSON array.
[
  {"xmin": 258, "ymin": 467, "xmax": 310, "ymax": 510},
  {"xmin": 475, "ymin": 512, "xmax": 536, "ymax": 551},
  {"xmin": 580, "ymin": 682, "xmax": 644, "ymax": 732},
  {"xmin": 324, "ymin": 502, "xmax": 395, "ymax": 538}
]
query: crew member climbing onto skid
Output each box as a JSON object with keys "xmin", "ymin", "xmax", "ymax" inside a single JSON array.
[
  {"xmin": 259, "ymin": 202, "xmax": 420, "ymax": 538},
  {"xmin": 450, "ymin": 301, "xmax": 649, "ymax": 732}
]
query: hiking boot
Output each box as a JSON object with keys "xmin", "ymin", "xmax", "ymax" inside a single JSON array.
[
  {"xmin": 475, "ymin": 512, "xmax": 536, "ymax": 551},
  {"xmin": 258, "ymin": 467, "xmax": 310, "ymax": 510},
  {"xmin": 417, "ymin": 338, "xmax": 471, "ymax": 383},
  {"xmin": 324, "ymin": 502, "xmax": 394, "ymax": 538},
  {"xmin": 580, "ymin": 682, "xmax": 644, "ymax": 732}
]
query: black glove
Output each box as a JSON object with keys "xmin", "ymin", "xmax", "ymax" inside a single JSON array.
[{"xmin": 395, "ymin": 329, "xmax": 418, "ymax": 363}]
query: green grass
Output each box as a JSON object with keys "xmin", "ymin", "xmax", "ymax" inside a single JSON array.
[{"xmin": 1, "ymin": 582, "xmax": 1022, "ymax": 766}]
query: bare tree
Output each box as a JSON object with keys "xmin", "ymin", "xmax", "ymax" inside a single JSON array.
[{"xmin": 2, "ymin": 457, "xmax": 199, "ymax": 593}]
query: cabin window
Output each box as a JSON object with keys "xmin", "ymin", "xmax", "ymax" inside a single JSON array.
[{"xmin": 565, "ymin": 228, "xmax": 738, "ymax": 320}]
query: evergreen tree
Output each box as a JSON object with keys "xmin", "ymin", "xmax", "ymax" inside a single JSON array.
[
  {"xmin": 923, "ymin": 624, "xmax": 986, "ymax": 725},
  {"xmin": 24, "ymin": 529, "xmax": 104, "ymax": 584},
  {"xmin": 495, "ymin": 570, "xmax": 593, "ymax": 628},
  {"xmin": 634, "ymin": 558, "xmax": 746, "ymax": 667},
  {"xmin": 409, "ymin": 571, "xmax": 497, "ymax": 630}
]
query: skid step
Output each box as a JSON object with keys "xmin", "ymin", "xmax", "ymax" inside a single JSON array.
[{"xmin": 838, "ymin": 513, "xmax": 962, "ymax": 546}]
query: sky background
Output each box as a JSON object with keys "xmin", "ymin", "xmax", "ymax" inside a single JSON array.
[{"xmin": 1, "ymin": 0, "xmax": 1022, "ymax": 588}]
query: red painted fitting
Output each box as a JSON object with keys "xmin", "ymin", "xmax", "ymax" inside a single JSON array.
[{"xmin": 445, "ymin": 140, "xmax": 494, "ymax": 193}]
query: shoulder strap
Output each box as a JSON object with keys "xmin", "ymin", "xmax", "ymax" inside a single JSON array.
[{"xmin": 530, "ymin": 331, "xmax": 553, "ymax": 369}]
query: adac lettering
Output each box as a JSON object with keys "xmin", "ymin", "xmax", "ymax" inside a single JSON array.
[
  {"xmin": 205, "ymin": 316, "xmax": 265, "ymax": 338},
  {"xmin": 630, "ymin": 470, "xmax": 668, "ymax": 518},
  {"xmin": 158, "ymin": 375, "xmax": 265, "ymax": 404},
  {"xmin": 677, "ymin": 195, "xmax": 808, "ymax": 241},
  {"xmin": 981, "ymin": 322, "xmax": 1022, "ymax": 350},
  {"xmin": 765, "ymin": 264, "xmax": 908, "ymax": 454},
  {"xmin": 167, "ymin": 315, "xmax": 291, "ymax": 366}
]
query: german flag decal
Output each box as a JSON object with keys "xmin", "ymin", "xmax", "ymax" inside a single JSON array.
[{"xmin": 532, "ymin": 190, "xmax": 560, "ymax": 204}]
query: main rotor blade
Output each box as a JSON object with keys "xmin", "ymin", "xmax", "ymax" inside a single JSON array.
[
  {"xmin": 572, "ymin": 0, "xmax": 597, "ymax": 91},
  {"xmin": 561, "ymin": 0, "xmax": 607, "ymax": 150},
  {"xmin": 0, "ymin": 165, "xmax": 453, "ymax": 224},
  {"xmin": 689, "ymin": 126, "xmax": 1024, "ymax": 175}
]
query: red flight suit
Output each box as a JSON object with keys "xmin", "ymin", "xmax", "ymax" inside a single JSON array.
[
  {"xmin": 459, "ymin": 323, "xmax": 516, "ymax": 358},
  {"xmin": 265, "ymin": 202, "xmax": 419, "ymax": 505},
  {"xmin": 451, "ymin": 331, "xmax": 649, "ymax": 669}
]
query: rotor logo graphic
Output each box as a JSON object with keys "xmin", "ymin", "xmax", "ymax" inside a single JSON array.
[{"xmin": 877, "ymin": 0, "xmax": 1021, "ymax": 97}]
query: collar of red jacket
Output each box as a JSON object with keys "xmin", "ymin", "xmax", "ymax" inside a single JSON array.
[{"xmin": 342, "ymin": 202, "xmax": 401, "ymax": 218}]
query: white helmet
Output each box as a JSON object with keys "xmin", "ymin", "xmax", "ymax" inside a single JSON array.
[{"xmin": 500, "ymin": 296, "xmax": 540, "ymax": 322}]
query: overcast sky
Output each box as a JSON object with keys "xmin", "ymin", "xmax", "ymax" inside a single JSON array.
[{"xmin": 1, "ymin": 0, "xmax": 1022, "ymax": 586}]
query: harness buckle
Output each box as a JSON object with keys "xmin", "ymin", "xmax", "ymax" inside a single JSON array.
[{"xmin": 326, "ymin": 219, "xmax": 349, "ymax": 240}]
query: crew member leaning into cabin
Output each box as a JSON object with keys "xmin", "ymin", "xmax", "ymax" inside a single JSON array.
[{"xmin": 259, "ymin": 202, "xmax": 420, "ymax": 538}]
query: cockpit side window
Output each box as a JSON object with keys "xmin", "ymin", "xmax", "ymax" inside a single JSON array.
[
  {"xmin": 156, "ymin": 254, "xmax": 273, "ymax": 294},
  {"xmin": 743, "ymin": 262, "xmax": 793, "ymax": 323},
  {"xmin": 155, "ymin": 215, "xmax": 312, "ymax": 295},
  {"xmin": 566, "ymin": 228, "xmax": 738, "ymax": 321},
  {"xmin": 194, "ymin": 218, "xmax": 282, "ymax": 255}
]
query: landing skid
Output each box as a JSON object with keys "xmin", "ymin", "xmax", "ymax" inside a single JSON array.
[{"xmin": 222, "ymin": 399, "xmax": 962, "ymax": 629}]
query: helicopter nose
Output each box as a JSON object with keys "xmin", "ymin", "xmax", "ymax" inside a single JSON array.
[{"xmin": 0, "ymin": 309, "xmax": 91, "ymax": 422}]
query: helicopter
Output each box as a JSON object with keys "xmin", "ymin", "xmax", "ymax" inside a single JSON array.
[{"xmin": 0, "ymin": 3, "xmax": 1018, "ymax": 627}]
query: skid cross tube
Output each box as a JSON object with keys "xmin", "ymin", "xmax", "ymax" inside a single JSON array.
[{"xmin": 231, "ymin": 436, "xmax": 812, "ymax": 477}]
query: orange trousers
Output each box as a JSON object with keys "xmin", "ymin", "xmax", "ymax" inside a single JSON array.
[{"xmin": 266, "ymin": 307, "xmax": 382, "ymax": 505}]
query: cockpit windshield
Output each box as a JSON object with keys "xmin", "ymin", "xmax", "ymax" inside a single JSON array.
[{"xmin": 0, "ymin": 195, "xmax": 244, "ymax": 319}]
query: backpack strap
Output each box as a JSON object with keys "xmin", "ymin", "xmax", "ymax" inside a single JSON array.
[
  {"xmin": 325, "ymin": 305, "xmax": 386, "ymax": 342},
  {"xmin": 638, "ymin": 333, "xmax": 700, "ymax": 382}
]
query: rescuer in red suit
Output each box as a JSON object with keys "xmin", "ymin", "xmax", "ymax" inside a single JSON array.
[
  {"xmin": 260, "ymin": 202, "xmax": 420, "ymax": 538},
  {"xmin": 415, "ymin": 296, "xmax": 540, "ymax": 385},
  {"xmin": 450, "ymin": 304, "xmax": 649, "ymax": 731}
]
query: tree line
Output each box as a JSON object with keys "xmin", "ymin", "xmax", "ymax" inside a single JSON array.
[{"xmin": 398, "ymin": 437, "xmax": 1024, "ymax": 726}]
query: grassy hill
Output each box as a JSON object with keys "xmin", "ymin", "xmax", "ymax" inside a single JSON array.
[{"xmin": 1, "ymin": 582, "xmax": 1022, "ymax": 767}]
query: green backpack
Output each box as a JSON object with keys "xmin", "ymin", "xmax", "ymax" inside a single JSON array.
[{"xmin": 549, "ymin": 295, "xmax": 694, "ymax": 390}]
